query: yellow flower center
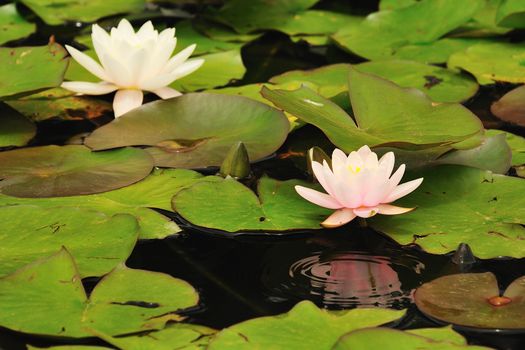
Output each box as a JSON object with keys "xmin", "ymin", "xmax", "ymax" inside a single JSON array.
[{"xmin": 348, "ymin": 165, "xmax": 362, "ymax": 174}]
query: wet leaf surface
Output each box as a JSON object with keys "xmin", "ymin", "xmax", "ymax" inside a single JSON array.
[
  {"xmin": 370, "ymin": 165, "xmax": 525, "ymax": 259},
  {"xmin": 207, "ymin": 300, "xmax": 405, "ymax": 350},
  {"xmin": 496, "ymin": 0, "xmax": 525, "ymax": 28},
  {"xmin": 0, "ymin": 205, "xmax": 138, "ymax": 277},
  {"xmin": 0, "ymin": 145, "xmax": 154, "ymax": 198},
  {"xmin": 172, "ymin": 176, "xmax": 332, "ymax": 232},
  {"xmin": 486, "ymin": 130, "xmax": 525, "ymax": 166},
  {"xmin": 0, "ymin": 249, "xmax": 199, "ymax": 338},
  {"xmin": 0, "ymin": 103, "xmax": 36, "ymax": 147},
  {"xmin": 415, "ymin": 272, "xmax": 525, "ymax": 330},
  {"xmin": 490, "ymin": 85, "xmax": 525, "ymax": 127},
  {"xmin": 85, "ymin": 93, "xmax": 289, "ymax": 168},
  {"xmin": 0, "ymin": 3, "xmax": 35, "ymax": 45},
  {"xmin": 0, "ymin": 43, "xmax": 69, "ymax": 100}
]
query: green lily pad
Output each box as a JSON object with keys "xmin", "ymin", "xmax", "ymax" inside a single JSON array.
[
  {"xmin": 490, "ymin": 85, "xmax": 525, "ymax": 127},
  {"xmin": 193, "ymin": 20, "xmax": 262, "ymax": 43},
  {"xmin": 415, "ymin": 272, "xmax": 525, "ymax": 330},
  {"xmin": 0, "ymin": 43, "xmax": 69, "ymax": 100},
  {"xmin": 496, "ymin": 0, "xmax": 525, "ymax": 28},
  {"xmin": 171, "ymin": 49, "xmax": 246, "ymax": 91},
  {"xmin": 0, "ymin": 103, "xmax": 35, "ymax": 147},
  {"xmin": 0, "ymin": 249, "xmax": 199, "ymax": 338},
  {"xmin": 333, "ymin": 328, "xmax": 493, "ymax": 350},
  {"xmin": 0, "ymin": 3, "xmax": 36, "ymax": 45},
  {"xmin": 370, "ymin": 165, "xmax": 525, "ymax": 259},
  {"xmin": 211, "ymin": 0, "xmax": 318, "ymax": 34},
  {"xmin": 174, "ymin": 21, "xmax": 242, "ymax": 56},
  {"xmin": 173, "ymin": 176, "xmax": 332, "ymax": 232},
  {"xmin": 0, "ymin": 205, "xmax": 138, "ymax": 277},
  {"xmin": 379, "ymin": 0, "xmax": 417, "ymax": 10},
  {"xmin": 331, "ymin": 0, "xmax": 483, "ymax": 60},
  {"xmin": 208, "ymin": 301, "xmax": 405, "ymax": 349},
  {"xmin": 406, "ymin": 326, "xmax": 467, "ymax": 345},
  {"xmin": 271, "ymin": 10, "xmax": 362, "ymax": 36},
  {"xmin": 448, "ymin": 42, "xmax": 525, "ymax": 85},
  {"xmin": 29, "ymin": 346, "xmax": 111, "ymax": 350},
  {"xmin": 485, "ymin": 130, "xmax": 525, "ymax": 166},
  {"xmin": 0, "ymin": 168, "xmax": 220, "ymax": 240},
  {"xmin": 262, "ymin": 68, "xmax": 483, "ymax": 152},
  {"xmin": 85, "ymin": 93, "xmax": 289, "ymax": 169},
  {"xmin": 270, "ymin": 60, "xmax": 478, "ymax": 102},
  {"xmin": 20, "ymin": 0, "xmax": 145, "ymax": 25},
  {"xmin": 94, "ymin": 323, "xmax": 216, "ymax": 350},
  {"xmin": 0, "ymin": 145, "xmax": 154, "ymax": 198},
  {"xmin": 7, "ymin": 88, "xmax": 112, "ymax": 122}
]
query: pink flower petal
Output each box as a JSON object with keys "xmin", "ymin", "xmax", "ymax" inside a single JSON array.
[
  {"xmin": 378, "ymin": 152, "xmax": 395, "ymax": 178},
  {"xmin": 321, "ymin": 208, "xmax": 356, "ymax": 228},
  {"xmin": 353, "ymin": 206, "xmax": 379, "ymax": 218},
  {"xmin": 377, "ymin": 204, "xmax": 415, "ymax": 215},
  {"xmin": 385, "ymin": 177, "xmax": 424, "ymax": 203},
  {"xmin": 295, "ymin": 185, "xmax": 342, "ymax": 209}
]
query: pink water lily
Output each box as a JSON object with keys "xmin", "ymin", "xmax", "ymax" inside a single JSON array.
[
  {"xmin": 61, "ymin": 19, "xmax": 204, "ymax": 117},
  {"xmin": 295, "ymin": 146, "xmax": 423, "ymax": 228}
]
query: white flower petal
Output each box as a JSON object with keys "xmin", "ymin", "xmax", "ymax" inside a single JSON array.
[
  {"xmin": 378, "ymin": 152, "xmax": 395, "ymax": 178},
  {"xmin": 295, "ymin": 185, "xmax": 342, "ymax": 209},
  {"xmin": 385, "ymin": 177, "xmax": 424, "ymax": 203},
  {"xmin": 141, "ymin": 58, "xmax": 204, "ymax": 90},
  {"xmin": 100, "ymin": 52, "xmax": 132, "ymax": 87},
  {"xmin": 353, "ymin": 206, "xmax": 379, "ymax": 218},
  {"xmin": 113, "ymin": 89, "xmax": 143, "ymax": 118},
  {"xmin": 64, "ymin": 45, "xmax": 109, "ymax": 81},
  {"xmin": 377, "ymin": 204, "xmax": 415, "ymax": 215},
  {"xmin": 137, "ymin": 21, "xmax": 156, "ymax": 40},
  {"xmin": 152, "ymin": 86, "xmax": 182, "ymax": 99},
  {"xmin": 321, "ymin": 208, "xmax": 356, "ymax": 228},
  {"xmin": 163, "ymin": 44, "xmax": 197, "ymax": 72},
  {"xmin": 357, "ymin": 145, "xmax": 372, "ymax": 159},
  {"xmin": 61, "ymin": 81, "xmax": 118, "ymax": 95}
]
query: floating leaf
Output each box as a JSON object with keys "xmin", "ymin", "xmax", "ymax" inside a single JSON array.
[
  {"xmin": 0, "ymin": 249, "xmax": 199, "ymax": 338},
  {"xmin": 29, "ymin": 346, "xmax": 111, "ymax": 350},
  {"xmin": 485, "ymin": 130, "xmax": 525, "ymax": 166},
  {"xmin": 0, "ymin": 169, "xmax": 220, "ymax": 239},
  {"xmin": 263, "ymin": 68, "xmax": 483, "ymax": 152},
  {"xmin": 370, "ymin": 165, "xmax": 525, "ymax": 259},
  {"xmin": 496, "ymin": 0, "xmax": 525, "ymax": 28},
  {"xmin": 0, "ymin": 145, "xmax": 153, "ymax": 198},
  {"xmin": 0, "ymin": 3, "xmax": 36, "ymax": 45},
  {"xmin": 271, "ymin": 10, "xmax": 362, "ymax": 36},
  {"xmin": 490, "ymin": 85, "xmax": 525, "ymax": 127},
  {"xmin": 94, "ymin": 323, "xmax": 216, "ymax": 350},
  {"xmin": 333, "ymin": 328, "xmax": 492, "ymax": 350},
  {"xmin": 172, "ymin": 176, "xmax": 332, "ymax": 233},
  {"xmin": 208, "ymin": 301, "xmax": 405, "ymax": 349},
  {"xmin": 271, "ymin": 61, "xmax": 479, "ymax": 103},
  {"xmin": 20, "ymin": 0, "xmax": 145, "ymax": 25},
  {"xmin": 0, "ymin": 205, "xmax": 138, "ymax": 277},
  {"xmin": 0, "ymin": 43, "xmax": 69, "ymax": 100},
  {"xmin": 85, "ymin": 94, "xmax": 289, "ymax": 169},
  {"xmin": 174, "ymin": 21, "xmax": 242, "ymax": 56},
  {"xmin": 7, "ymin": 88, "xmax": 112, "ymax": 121},
  {"xmin": 171, "ymin": 49, "xmax": 245, "ymax": 91},
  {"xmin": 406, "ymin": 326, "xmax": 467, "ymax": 345},
  {"xmin": 415, "ymin": 272, "xmax": 525, "ymax": 330},
  {"xmin": 332, "ymin": 0, "xmax": 483, "ymax": 60},
  {"xmin": 0, "ymin": 103, "xmax": 35, "ymax": 147},
  {"xmin": 448, "ymin": 42, "xmax": 525, "ymax": 84},
  {"xmin": 211, "ymin": 0, "xmax": 318, "ymax": 34}
]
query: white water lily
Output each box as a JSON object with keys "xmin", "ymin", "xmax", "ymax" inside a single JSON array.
[
  {"xmin": 296, "ymin": 146, "xmax": 423, "ymax": 228},
  {"xmin": 61, "ymin": 19, "xmax": 204, "ymax": 117}
]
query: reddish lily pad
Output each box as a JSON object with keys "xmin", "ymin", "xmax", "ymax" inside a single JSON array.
[
  {"xmin": 0, "ymin": 145, "xmax": 154, "ymax": 198},
  {"xmin": 415, "ymin": 272, "xmax": 525, "ymax": 330},
  {"xmin": 490, "ymin": 85, "xmax": 525, "ymax": 127}
]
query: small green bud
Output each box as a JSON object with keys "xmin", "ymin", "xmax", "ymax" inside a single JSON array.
[{"xmin": 219, "ymin": 142, "xmax": 251, "ymax": 179}]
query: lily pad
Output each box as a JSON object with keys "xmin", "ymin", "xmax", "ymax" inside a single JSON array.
[
  {"xmin": 85, "ymin": 93, "xmax": 289, "ymax": 169},
  {"xmin": 333, "ymin": 328, "xmax": 493, "ymax": 350},
  {"xmin": 490, "ymin": 85, "xmax": 525, "ymax": 127},
  {"xmin": 0, "ymin": 43, "xmax": 69, "ymax": 100},
  {"xmin": 7, "ymin": 88, "xmax": 112, "ymax": 121},
  {"xmin": 485, "ymin": 129, "xmax": 525, "ymax": 166},
  {"xmin": 20, "ymin": 0, "xmax": 145, "ymax": 25},
  {"xmin": 0, "ymin": 249, "xmax": 199, "ymax": 338},
  {"xmin": 208, "ymin": 300, "xmax": 405, "ymax": 349},
  {"xmin": 406, "ymin": 326, "xmax": 467, "ymax": 345},
  {"xmin": 0, "ymin": 3, "xmax": 36, "ymax": 45},
  {"xmin": 262, "ymin": 68, "xmax": 483, "ymax": 152},
  {"xmin": 0, "ymin": 168, "xmax": 221, "ymax": 240},
  {"xmin": 0, "ymin": 103, "xmax": 36, "ymax": 147},
  {"xmin": 448, "ymin": 42, "xmax": 525, "ymax": 84},
  {"xmin": 496, "ymin": 0, "xmax": 525, "ymax": 28},
  {"xmin": 0, "ymin": 205, "xmax": 138, "ymax": 277},
  {"xmin": 271, "ymin": 10, "xmax": 362, "ymax": 36},
  {"xmin": 94, "ymin": 323, "xmax": 216, "ymax": 350},
  {"xmin": 331, "ymin": 0, "xmax": 483, "ymax": 60},
  {"xmin": 174, "ymin": 21, "xmax": 242, "ymax": 56},
  {"xmin": 0, "ymin": 145, "xmax": 154, "ymax": 198},
  {"xmin": 211, "ymin": 0, "xmax": 318, "ymax": 34},
  {"xmin": 173, "ymin": 176, "xmax": 332, "ymax": 233},
  {"xmin": 415, "ymin": 272, "xmax": 525, "ymax": 330},
  {"xmin": 369, "ymin": 165, "xmax": 525, "ymax": 259},
  {"xmin": 171, "ymin": 49, "xmax": 246, "ymax": 92}
]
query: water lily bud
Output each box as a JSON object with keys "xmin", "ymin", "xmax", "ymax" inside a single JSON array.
[
  {"xmin": 219, "ymin": 142, "xmax": 250, "ymax": 179},
  {"xmin": 306, "ymin": 146, "xmax": 331, "ymax": 179},
  {"xmin": 295, "ymin": 145, "xmax": 424, "ymax": 228}
]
